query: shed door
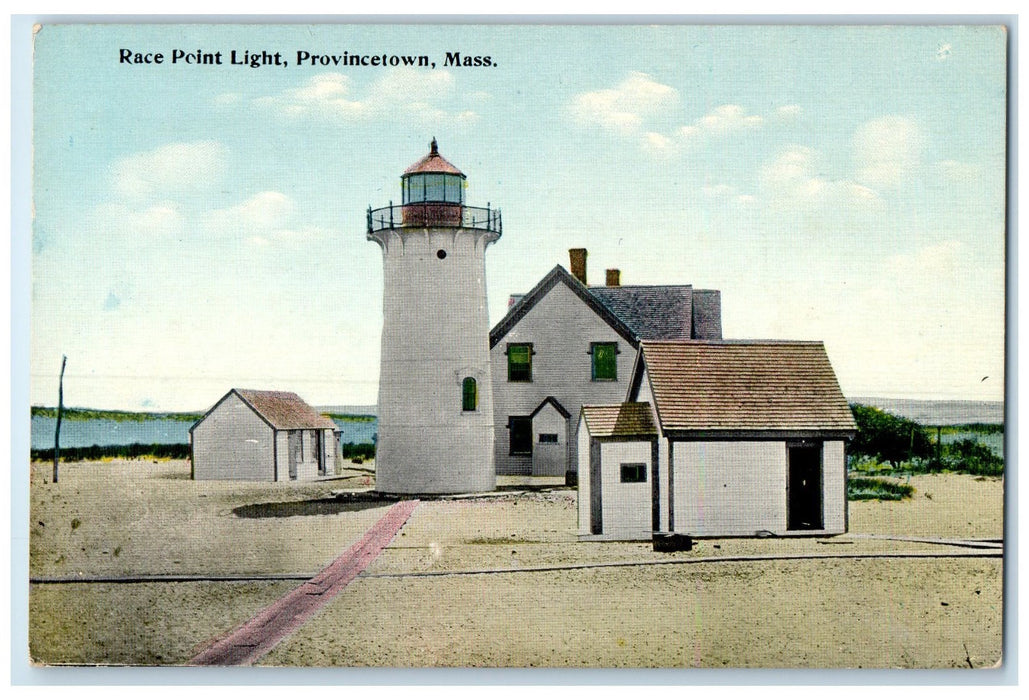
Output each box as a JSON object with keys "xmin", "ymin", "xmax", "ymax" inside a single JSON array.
[
  {"xmin": 788, "ymin": 444, "xmax": 823, "ymax": 530},
  {"xmin": 313, "ymin": 430, "xmax": 324, "ymax": 476},
  {"xmin": 287, "ymin": 430, "xmax": 301, "ymax": 481}
]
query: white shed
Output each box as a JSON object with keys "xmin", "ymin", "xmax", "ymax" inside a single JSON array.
[
  {"xmin": 579, "ymin": 340, "xmax": 857, "ymax": 540},
  {"xmin": 190, "ymin": 389, "xmax": 339, "ymax": 481}
]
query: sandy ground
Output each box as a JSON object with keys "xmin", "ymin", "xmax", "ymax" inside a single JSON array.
[{"xmin": 27, "ymin": 460, "xmax": 1004, "ymax": 668}]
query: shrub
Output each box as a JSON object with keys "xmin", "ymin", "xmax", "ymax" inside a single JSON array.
[
  {"xmin": 849, "ymin": 404, "xmax": 933, "ymax": 466},
  {"xmin": 339, "ymin": 442, "xmax": 376, "ymax": 460},
  {"xmin": 940, "ymin": 438, "xmax": 1004, "ymax": 476},
  {"xmin": 848, "ymin": 477, "xmax": 915, "ymax": 501}
]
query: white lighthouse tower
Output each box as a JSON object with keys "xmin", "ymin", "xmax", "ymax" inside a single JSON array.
[{"xmin": 367, "ymin": 140, "xmax": 500, "ymax": 494}]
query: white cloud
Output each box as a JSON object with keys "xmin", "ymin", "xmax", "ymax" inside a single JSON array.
[
  {"xmin": 853, "ymin": 115, "xmax": 926, "ymax": 189},
  {"xmin": 886, "ymin": 240, "xmax": 963, "ymax": 286},
  {"xmin": 213, "ymin": 92, "xmax": 242, "ymax": 106},
  {"xmin": 776, "ymin": 104, "xmax": 802, "ymax": 121},
  {"xmin": 643, "ymin": 131, "xmax": 672, "ymax": 151},
  {"xmin": 760, "ymin": 145, "xmax": 880, "ymax": 207},
  {"xmin": 937, "ymin": 159, "xmax": 983, "ymax": 182},
  {"xmin": 693, "ymin": 104, "xmax": 764, "ymax": 136},
  {"xmin": 204, "ymin": 191, "xmax": 326, "ymax": 245},
  {"xmin": 110, "ymin": 141, "xmax": 228, "ymax": 202},
  {"xmin": 567, "ymin": 72, "xmax": 678, "ymax": 134},
  {"xmin": 255, "ymin": 69, "xmax": 475, "ymax": 125}
]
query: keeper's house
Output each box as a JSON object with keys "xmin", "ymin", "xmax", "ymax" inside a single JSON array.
[
  {"xmin": 190, "ymin": 389, "xmax": 339, "ymax": 481},
  {"xmin": 490, "ymin": 248, "xmax": 721, "ymax": 481},
  {"xmin": 578, "ymin": 340, "xmax": 857, "ymax": 540}
]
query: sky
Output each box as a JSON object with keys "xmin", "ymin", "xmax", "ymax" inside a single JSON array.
[{"xmin": 28, "ymin": 23, "xmax": 1008, "ymax": 411}]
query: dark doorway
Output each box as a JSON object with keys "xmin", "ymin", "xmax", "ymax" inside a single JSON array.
[
  {"xmin": 589, "ymin": 439, "xmax": 602, "ymax": 535},
  {"xmin": 288, "ymin": 430, "xmax": 301, "ymax": 481},
  {"xmin": 788, "ymin": 444, "xmax": 822, "ymax": 530}
]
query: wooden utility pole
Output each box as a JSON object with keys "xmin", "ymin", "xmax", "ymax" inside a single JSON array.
[{"xmin": 53, "ymin": 355, "xmax": 67, "ymax": 484}]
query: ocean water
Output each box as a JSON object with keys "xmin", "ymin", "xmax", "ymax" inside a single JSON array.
[{"xmin": 30, "ymin": 415, "xmax": 378, "ymax": 450}]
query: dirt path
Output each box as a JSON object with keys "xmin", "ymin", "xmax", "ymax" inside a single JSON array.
[{"xmin": 189, "ymin": 499, "xmax": 419, "ymax": 666}]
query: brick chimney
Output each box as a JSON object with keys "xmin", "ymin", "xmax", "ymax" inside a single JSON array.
[
  {"xmin": 569, "ymin": 248, "xmax": 587, "ymax": 285},
  {"xmin": 606, "ymin": 269, "xmax": 621, "ymax": 287}
]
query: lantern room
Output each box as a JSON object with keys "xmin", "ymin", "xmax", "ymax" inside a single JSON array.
[
  {"xmin": 367, "ymin": 139, "xmax": 502, "ymax": 234},
  {"xmin": 402, "ymin": 138, "xmax": 466, "ymax": 205}
]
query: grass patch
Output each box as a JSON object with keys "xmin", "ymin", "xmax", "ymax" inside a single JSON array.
[
  {"xmin": 848, "ymin": 477, "xmax": 915, "ymax": 501},
  {"xmin": 465, "ymin": 537, "xmax": 546, "ymax": 545},
  {"xmin": 31, "ymin": 406, "xmax": 202, "ymax": 422},
  {"xmin": 939, "ymin": 423, "xmax": 1004, "ymax": 435},
  {"xmin": 323, "ymin": 413, "xmax": 376, "ymax": 423},
  {"xmin": 32, "ymin": 443, "xmax": 191, "ymax": 462}
]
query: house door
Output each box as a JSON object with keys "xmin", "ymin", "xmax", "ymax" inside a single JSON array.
[
  {"xmin": 287, "ymin": 430, "xmax": 301, "ymax": 481},
  {"xmin": 788, "ymin": 444, "xmax": 822, "ymax": 530},
  {"xmin": 532, "ymin": 423, "xmax": 567, "ymax": 476}
]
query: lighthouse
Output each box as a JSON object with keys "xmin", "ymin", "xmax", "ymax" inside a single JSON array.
[{"xmin": 367, "ymin": 140, "xmax": 501, "ymax": 493}]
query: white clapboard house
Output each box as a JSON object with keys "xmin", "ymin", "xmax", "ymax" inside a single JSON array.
[
  {"xmin": 578, "ymin": 340, "xmax": 857, "ymax": 540},
  {"xmin": 490, "ymin": 248, "xmax": 722, "ymax": 481},
  {"xmin": 190, "ymin": 389, "xmax": 340, "ymax": 481}
]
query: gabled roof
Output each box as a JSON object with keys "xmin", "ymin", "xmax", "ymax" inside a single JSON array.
[
  {"xmin": 588, "ymin": 285, "xmax": 694, "ymax": 340},
  {"xmin": 489, "ymin": 265, "xmax": 639, "ymax": 348},
  {"xmin": 530, "ymin": 396, "xmax": 571, "ymax": 419},
  {"xmin": 191, "ymin": 389, "xmax": 337, "ymax": 433},
  {"xmin": 638, "ymin": 340, "xmax": 856, "ymax": 435},
  {"xmin": 234, "ymin": 389, "xmax": 338, "ymax": 430},
  {"xmin": 581, "ymin": 402, "xmax": 657, "ymax": 438}
]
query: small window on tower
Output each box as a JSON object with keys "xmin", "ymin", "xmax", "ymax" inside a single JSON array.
[
  {"xmin": 591, "ymin": 342, "xmax": 618, "ymax": 381},
  {"xmin": 507, "ymin": 343, "xmax": 533, "ymax": 382},
  {"xmin": 462, "ymin": 377, "xmax": 477, "ymax": 412}
]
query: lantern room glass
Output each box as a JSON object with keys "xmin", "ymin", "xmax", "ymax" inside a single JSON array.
[{"xmin": 403, "ymin": 173, "xmax": 465, "ymax": 205}]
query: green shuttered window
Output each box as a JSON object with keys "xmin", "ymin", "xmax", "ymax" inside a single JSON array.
[
  {"xmin": 591, "ymin": 342, "xmax": 617, "ymax": 381},
  {"xmin": 507, "ymin": 343, "xmax": 532, "ymax": 382}
]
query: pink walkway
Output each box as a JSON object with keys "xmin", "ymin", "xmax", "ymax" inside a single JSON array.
[{"xmin": 189, "ymin": 499, "xmax": 419, "ymax": 666}]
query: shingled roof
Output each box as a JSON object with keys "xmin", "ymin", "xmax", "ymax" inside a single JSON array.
[
  {"xmin": 490, "ymin": 265, "xmax": 714, "ymax": 348},
  {"xmin": 233, "ymin": 389, "xmax": 337, "ymax": 430},
  {"xmin": 589, "ymin": 285, "xmax": 694, "ymax": 340},
  {"xmin": 581, "ymin": 402, "xmax": 658, "ymax": 438},
  {"xmin": 489, "ymin": 265, "xmax": 638, "ymax": 348},
  {"xmin": 638, "ymin": 340, "xmax": 856, "ymax": 435}
]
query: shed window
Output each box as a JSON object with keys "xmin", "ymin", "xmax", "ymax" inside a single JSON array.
[
  {"xmin": 620, "ymin": 463, "xmax": 647, "ymax": 483},
  {"xmin": 591, "ymin": 342, "xmax": 618, "ymax": 381},
  {"xmin": 462, "ymin": 377, "xmax": 477, "ymax": 412},
  {"xmin": 538, "ymin": 433, "xmax": 559, "ymax": 444},
  {"xmin": 509, "ymin": 416, "xmax": 532, "ymax": 456},
  {"xmin": 507, "ymin": 343, "xmax": 533, "ymax": 382}
]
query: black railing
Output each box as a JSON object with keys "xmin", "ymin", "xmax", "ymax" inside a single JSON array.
[{"xmin": 367, "ymin": 202, "xmax": 502, "ymax": 234}]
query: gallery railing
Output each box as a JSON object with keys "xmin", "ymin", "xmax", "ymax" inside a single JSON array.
[{"xmin": 367, "ymin": 203, "xmax": 502, "ymax": 234}]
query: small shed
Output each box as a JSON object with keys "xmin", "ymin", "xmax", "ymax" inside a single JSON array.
[
  {"xmin": 577, "ymin": 403, "xmax": 658, "ymax": 540},
  {"xmin": 578, "ymin": 340, "xmax": 857, "ymax": 540},
  {"xmin": 190, "ymin": 389, "xmax": 339, "ymax": 481}
]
